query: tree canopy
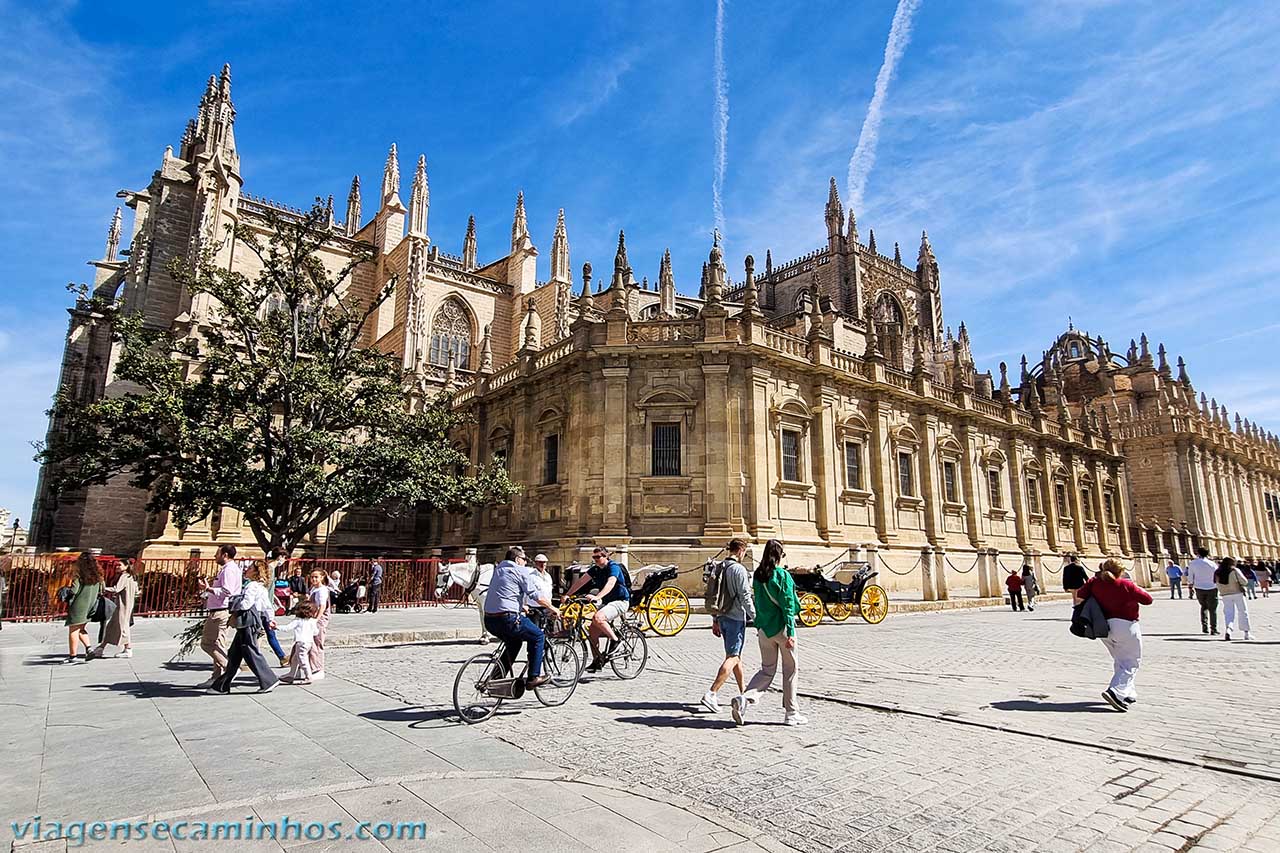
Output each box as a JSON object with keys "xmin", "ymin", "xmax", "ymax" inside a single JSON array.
[{"xmin": 38, "ymin": 203, "xmax": 515, "ymax": 553}]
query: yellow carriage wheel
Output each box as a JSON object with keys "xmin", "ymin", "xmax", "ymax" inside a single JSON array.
[
  {"xmin": 825, "ymin": 601, "xmax": 855, "ymax": 622},
  {"xmin": 645, "ymin": 586, "xmax": 691, "ymax": 637},
  {"xmin": 798, "ymin": 593, "xmax": 825, "ymax": 628},
  {"xmin": 859, "ymin": 584, "xmax": 889, "ymax": 624}
]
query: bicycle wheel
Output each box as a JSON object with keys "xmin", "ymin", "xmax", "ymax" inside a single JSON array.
[
  {"xmin": 453, "ymin": 652, "xmax": 504, "ymax": 724},
  {"xmin": 609, "ymin": 622, "xmax": 649, "ymax": 679},
  {"xmin": 534, "ymin": 640, "xmax": 582, "ymax": 707}
]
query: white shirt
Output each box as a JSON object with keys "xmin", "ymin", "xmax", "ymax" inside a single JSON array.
[
  {"xmin": 276, "ymin": 617, "xmax": 319, "ymax": 646},
  {"xmin": 1186, "ymin": 557, "xmax": 1219, "ymax": 591},
  {"xmin": 528, "ymin": 569, "xmax": 553, "ymax": 608},
  {"xmin": 236, "ymin": 580, "xmax": 276, "ymax": 616},
  {"xmin": 309, "ymin": 585, "xmax": 331, "ymax": 615}
]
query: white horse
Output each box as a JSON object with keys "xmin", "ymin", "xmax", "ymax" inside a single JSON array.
[{"xmin": 445, "ymin": 559, "xmax": 495, "ymax": 643}]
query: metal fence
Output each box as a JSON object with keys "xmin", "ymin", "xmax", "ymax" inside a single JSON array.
[{"xmin": 0, "ymin": 554, "xmax": 464, "ymax": 623}]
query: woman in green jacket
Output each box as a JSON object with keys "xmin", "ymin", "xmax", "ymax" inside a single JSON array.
[
  {"xmin": 731, "ymin": 539, "xmax": 806, "ymax": 726},
  {"xmin": 65, "ymin": 553, "xmax": 103, "ymax": 663}
]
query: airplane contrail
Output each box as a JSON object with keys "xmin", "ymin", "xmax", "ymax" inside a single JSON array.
[
  {"xmin": 713, "ymin": 0, "xmax": 729, "ymax": 237},
  {"xmin": 847, "ymin": 0, "xmax": 922, "ymax": 212}
]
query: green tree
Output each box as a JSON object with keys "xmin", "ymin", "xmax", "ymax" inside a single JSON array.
[{"xmin": 37, "ymin": 203, "xmax": 515, "ymax": 554}]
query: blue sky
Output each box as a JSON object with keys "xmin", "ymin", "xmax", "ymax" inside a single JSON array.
[{"xmin": 2, "ymin": 0, "xmax": 1279, "ymax": 519}]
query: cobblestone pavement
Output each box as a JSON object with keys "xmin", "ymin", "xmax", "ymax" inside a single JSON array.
[{"xmin": 329, "ymin": 595, "xmax": 1280, "ymax": 852}]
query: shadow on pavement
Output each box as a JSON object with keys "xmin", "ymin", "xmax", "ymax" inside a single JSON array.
[
  {"xmin": 83, "ymin": 681, "xmax": 206, "ymax": 699},
  {"xmin": 613, "ymin": 714, "xmax": 741, "ymax": 729},
  {"xmin": 593, "ymin": 700, "xmax": 698, "ymax": 712},
  {"xmin": 360, "ymin": 706, "xmax": 462, "ymax": 727},
  {"xmin": 161, "ymin": 660, "xmax": 209, "ymax": 671},
  {"xmin": 990, "ymin": 699, "xmax": 1114, "ymax": 713}
]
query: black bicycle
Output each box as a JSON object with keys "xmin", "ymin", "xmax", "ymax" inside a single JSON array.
[
  {"xmin": 452, "ymin": 624, "xmax": 582, "ymax": 724},
  {"xmin": 556, "ymin": 595, "xmax": 648, "ymax": 679}
]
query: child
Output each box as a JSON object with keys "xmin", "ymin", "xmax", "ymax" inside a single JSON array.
[
  {"xmin": 277, "ymin": 600, "xmax": 321, "ymax": 684},
  {"xmin": 1006, "ymin": 569, "xmax": 1025, "ymax": 612},
  {"xmin": 1020, "ymin": 564, "xmax": 1040, "ymax": 611}
]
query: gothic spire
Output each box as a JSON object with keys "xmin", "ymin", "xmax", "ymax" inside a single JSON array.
[
  {"xmin": 1019, "ymin": 354, "xmax": 1030, "ymax": 384},
  {"xmin": 742, "ymin": 254, "xmax": 761, "ymax": 316},
  {"xmin": 847, "ymin": 206, "xmax": 859, "ymax": 243},
  {"xmin": 918, "ymin": 230, "xmax": 934, "ymax": 262},
  {"xmin": 999, "ymin": 362, "xmax": 1011, "ymax": 399},
  {"xmin": 704, "ymin": 230, "xmax": 726, "ymax": 305},
  {"xmin": 462, "ymin": 215, "xmax": 477, "ymax": 270},
  {"xmin": 345, "ymin": 175, "xmax": 362, "ymax": 238},
  {"xmin": 825, "ymin": 177, "xmax": 844, "ymax": 240},
  {"xmin": 611, "ymin": 230, "xmax": 630, "ymax": 290},
  {"xmin": 105, "ymin": 207, "xmax": 122, "ymax": 262},
  {"xmin": 867, "ymin": 229, "xmax": 877, "ymax": 254},
  {"xmin": 764, "ymin": 248, "xmax": 773, "ymax": 278},
  {"xmin": 1177, "ymin": 356, "xmax": 1192, "ymax": 389},
  {"xmin": 659, "ymin": 248, "xmax": 676, "ymax": 317},
  {"xmin": 479, "ymin": 323, "xmax": 494, "ymax": 373},
  {"xmin": 408, "ymin": 154, "xmax": 429, "ymax": 237},
  {"xmin": 380, "ymin": 143, "xmax": 400, "ymax": 206},
  {"xmin": 893, "ymin": 242, "xmax": 902, "ymax": 265},
  {"xmin": 522, "ymin": 298, "xmax": 542, "ymax": 350},
  {"xmin": 511, "ymin": 190, "xmax": 531, "ymax": 252},
  {"xmin": 1157, "ymin": 342, "xmax": 1171, "ymax": 378},
  {"xmin": 550, "ymin": 208, "xmax": 571, "ymax": 284}
]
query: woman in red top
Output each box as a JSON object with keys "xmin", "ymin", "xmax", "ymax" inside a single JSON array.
[{"xmin": 1077, "ymin": 558, "xmax": 1153, "ymax": 711}]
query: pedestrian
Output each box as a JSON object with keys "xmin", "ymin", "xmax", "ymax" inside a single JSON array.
[
  {"xmin": 93, "ymin": 556, "xmax": 139, "ymax": 659},
  {"xmin": 1021, "ymin": 564, "xmax": 1040, "ymax": 611},
  {"xmin": 287, "ymin": 563, "xmax": 306, "ymax": 610},
  {"xmin": 195, "ymin": 544, "xmax": 242, "ymax": 689},
  {"xmin": 1186, "ymin": 547, "xmax": 1219, "ymax": 635},
  {"xmin": 307, "ymin": 570, "xmax": 331, "ymax": 680},
  {"xmin": 207, "ymin": 564, "xmax": 279, "ymax": 694},
  {"xmin": 278, "ymin": 600, "xmax": 320, "ymax": 684},
  {"xmin": 732, "ymin": 539, "xmax": 805, "ymax": 727},
  {"xmin": 1005, "ymin": 569, "xmax": 1025, "ymax": 612},
  {"xmin": 0, "ymin": 555, "xmax": 8, "ymax": 629},
  {"xmin": 1216, "ymin": 557, "xmax": 1253, "ymax": 641},
  {"xmin": 1165, "ymin": 560, "xmax": 1183, "ymax": 599},
  {"xmin": 1077, "ymin": 558, "xmax": 1152, "ymax": 711},
  {"xmin": 367, "ymin": 556, "xmax": 384, "ymax": 613},
  {"xmin": 1062, "ymin": 556, "xmax": 1088, "ymax": 602},
  {"xmin": 63, "ymin": 554, "xmax": 103, "ymax": 664},
  {"xmin": 1259, "ymin": 560, "xmax": 1272, "ymax": 598},
  {"xmin": 1241, "ymin": 561, "xmax": 1259, "ymax": 601},
  {"xmin": 701, "ymin": 538, "xmax": 755, "ymax": 714}
]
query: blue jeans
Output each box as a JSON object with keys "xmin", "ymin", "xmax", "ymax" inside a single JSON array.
[
  {"xmin": 718, "ymin": 617, "xmax": 747, "ymax": 657},
  {"xmin": 483, "ymin": 612, "xmax": 544, "ymax": 678},
  {"xmin": 264, "ymin": 623, "xmax": 286, "ymax": 661},
  {"xmin": 1169, "ymin": 578, "xmax": 1182, "ymax": 599}
]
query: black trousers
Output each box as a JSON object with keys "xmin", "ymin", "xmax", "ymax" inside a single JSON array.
[
  {"xmin": 1195, "ymin": 588, "xmax": 1219, "ymax": 633},
  {"xmin": 211, "ymin": 624, "xmax": 279, "ymax": 692},
  {"xmin": 368, "ymin": 583, "xmax": 382, "ymax": 613},
  {"xmin": 1009, "ymin": 590, "xmax": 1024, "ymax": 611}
]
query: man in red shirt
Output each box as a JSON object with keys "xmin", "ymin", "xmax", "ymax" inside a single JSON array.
[{"xmin": 1005, "ymin": 570, "xmax": 1025, "ymax": 612}]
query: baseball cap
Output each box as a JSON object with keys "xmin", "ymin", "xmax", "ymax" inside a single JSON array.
[{"xmin": 534, "ymin": 553, "xmax": 549, "ymax": 563}]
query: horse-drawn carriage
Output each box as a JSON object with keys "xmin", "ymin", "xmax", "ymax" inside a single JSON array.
[{"xmin": 790, "ymin": 561, "xmax": 889, "ymax": 627}]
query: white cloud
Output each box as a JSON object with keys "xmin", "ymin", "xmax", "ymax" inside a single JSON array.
[
  {"xmin": 712, "ymin": 0, "xmax": 729, "ymax": 237},
  {"xmin": 556, "ymin": 46, "xmax": 645, "ymax": 127}
]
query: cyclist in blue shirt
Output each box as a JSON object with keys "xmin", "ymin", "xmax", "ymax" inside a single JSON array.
[{"xmin": 565, "ymin": 546, "xmax": 631, "ymax": 672}]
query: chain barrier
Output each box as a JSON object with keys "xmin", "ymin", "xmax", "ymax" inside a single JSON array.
[
  {"xmin": 876, "ymin": 551, "xmax": 922, "ymax": 576},
  {"xmin": 945, "ymin": 554, "xmax": 979, "ymax": 574},
  {"xmin": 1042, "ymin": 555, "xmax": 1066, "ymax": 575}
]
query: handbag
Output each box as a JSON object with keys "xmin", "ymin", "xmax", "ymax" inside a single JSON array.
[{"xmin": 89, "ymin": 594, "xmax": 108, "ymax": 622}]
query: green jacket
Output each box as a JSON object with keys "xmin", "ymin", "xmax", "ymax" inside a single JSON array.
[{"xmin": 752, "ymin": 566, "xmax": 800, "ymax": 638}]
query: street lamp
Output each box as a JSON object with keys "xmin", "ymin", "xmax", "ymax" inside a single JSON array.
[{"xmin": 8, "ymin": 518, "xmax": 18, "ymax": 553}]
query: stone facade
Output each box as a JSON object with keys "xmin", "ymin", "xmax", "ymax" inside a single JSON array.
[
  {"xmin": 33, "ymin": 66, "xmax": 1147, "ymax": 598},
  {"xmin": 1031, "ymin": 327, "xmax": 1280, "ymax": 562}
]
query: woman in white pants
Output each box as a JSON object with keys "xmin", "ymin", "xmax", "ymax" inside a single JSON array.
[
  {"xmin": 731, "ymin": 539, "xmax": 805, "ymax": 726},
  {"xmin": 1216, "ymin": 557, "xmax": 1253, "ymax": 641},
  {"xmin": 1075, "ymin": 558, "xmax": 1153, "ymax": 712}
]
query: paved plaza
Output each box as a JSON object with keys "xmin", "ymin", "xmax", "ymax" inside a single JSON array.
[{"xmin": 2, "ymin": 594, "xmax": 1278, "ymax": 852}]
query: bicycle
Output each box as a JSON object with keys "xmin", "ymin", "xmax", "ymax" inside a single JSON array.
[
  {"xmin": 452, "ymin": 623, "xmax": 582, "ymax": 724},
  {"xmin": 558, "ymin": 595, "xmax": 649, "ymax": 679}
]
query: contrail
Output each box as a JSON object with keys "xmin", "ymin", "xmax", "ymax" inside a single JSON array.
[
  {"xmin": 713, "ymin": 0, "xmax": 729, "ymax": 237},
  {"xmin": 846, "ymin": 0, "xmax": 922, "ymax": 212}
]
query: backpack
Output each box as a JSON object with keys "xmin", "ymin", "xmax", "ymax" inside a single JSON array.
[
  {"xmin": 613, "ymin": 561, "xmax": 632, "ymax": 592},
  {"xmin": 703, "ymin": 559, "xmax": 738, "ymax": 616}
]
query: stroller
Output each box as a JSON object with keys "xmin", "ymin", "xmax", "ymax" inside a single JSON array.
[{"xmin": 332, "ymin": 581, "xmax": 362, "ymax": 613}]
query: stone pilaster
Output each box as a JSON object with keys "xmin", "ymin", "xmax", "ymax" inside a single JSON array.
[
  {"xmin": 811, "ymin": 386, "xmax": 840, "ymax": 542},
  {"xmin": 701, "ymin": 361, "xmax": 735, "ymax": 539},
  {"xmin": 747, "ymin": 367, "xmax": 777, "ymax": 539},
  {"xmin": 600, "ymin": 364, "xmax": 630, "ymax": 538}
]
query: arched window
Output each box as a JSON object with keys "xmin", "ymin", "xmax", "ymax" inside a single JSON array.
[{"xmin": 429, "ymin": 297, "xmax": 473, "ymax": 370}]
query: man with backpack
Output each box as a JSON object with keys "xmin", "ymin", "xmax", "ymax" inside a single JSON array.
[
  {"xmin": 701, "ymin": 538, "xmax": 755, "ymax": 714},
  {"xmin": 564, "ymin": 545, "xmax": 631, "ymax": 672}
]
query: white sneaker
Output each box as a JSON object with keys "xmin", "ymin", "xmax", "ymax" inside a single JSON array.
[
  {"xmin": 1244, "ymin": 632, "xmax": 1254, "ymax": 641},
  {"xmin": 784, "ymin": 712, "xmax": 809, "ymax": 726},
  {"xmin": 194, "ymin": 677, "xmax": 217, "ymax": 689},
  {"xmin": 117, "ymin": 649, "xmax": 133, "ymax": 658},
  {"xmin": 730, "ymin": 695, "xmax": 746, "ymax": 726},
  {"xmin": 700, "ymin": 691, "xmax": 720, "ymax": 714},
  {"xmin": 61, "ymin": 656, "xmax": 81, "ymax": 665},
  {"xmin": 311, "ymin": 671, "xmax": 325, "ymax": 681}
]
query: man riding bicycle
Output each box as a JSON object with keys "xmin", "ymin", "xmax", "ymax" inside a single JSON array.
[
  {"xmin": 483, "ymin": 545, "xmax": 560, "ymax": 688},
  {"xmin": 564, "ymin": 546, "xmax": 631, "ymax": 672}
]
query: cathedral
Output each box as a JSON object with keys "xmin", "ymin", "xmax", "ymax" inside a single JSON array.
[{"xmin": 33, "ymin": 66, "xmax": 1277, "ymax": 597}]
